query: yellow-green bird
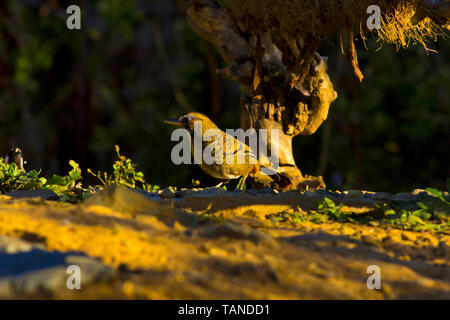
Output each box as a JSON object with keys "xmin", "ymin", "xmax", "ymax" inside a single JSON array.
[{"xmin": 165, "ymin": 112, "xmax": 291, "ymax": 190}]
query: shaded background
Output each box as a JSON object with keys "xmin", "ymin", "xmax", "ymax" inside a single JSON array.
[{"xmin": 0, "ymin": 0, "xmax": 448, "ymax": 192}]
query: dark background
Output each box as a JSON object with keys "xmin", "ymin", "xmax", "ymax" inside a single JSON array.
[{"xmin": 0, "ymin": 0, "xmax": 448, "ymax": 192}]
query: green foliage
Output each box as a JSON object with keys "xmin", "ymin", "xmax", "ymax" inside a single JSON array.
[
  {"xmin": 0, "ymin": 157, "xmax": 84, "ymax": 201},
  {"xmin": 271, "ymin": 193, "xmax": 449, "ymax": 233},
  {"xmin": 269, "ymin": 198, "xmax": 355, "ymax": 225},
  {"xmin": 0, "ymin": 159, "xmax": 46, "ymax": 192},
  {"xmin": 1, "ymin": 144, "xmax": 163, "ymax": 201},
  {"xmin": 367, "ymin": 189, "xmax": 449, "ymax": 232},
  {"xmin": 379, "ymin": 203, "xmax": 448, "ymax": 232},
  {"xmin": 88, "ymin": 145, "xmax": 159, "ymax": 192},
  {"xmin": 317, "ymin": 197, "xmax": 347, "ymax": 221},
  {"xmin": 44, "ymin": 160, "xmax": 87, "ymax": 202}
]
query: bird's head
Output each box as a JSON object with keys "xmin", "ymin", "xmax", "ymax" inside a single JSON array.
[
  {"xmin": 164, "ymin": 112, "xmax": 218, "ymax": 133},
  {"xmin": 5, "ymin": 147, "xmax": 22, "ymax": 162},
  {"xmin": 4, "ymin": 146, "xmax": 25, "ymax": 171}
]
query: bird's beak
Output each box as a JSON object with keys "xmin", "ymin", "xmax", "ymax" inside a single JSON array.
[{"xmin": 164, "ymin": 119, "xmax": 184, "ymax": 128}]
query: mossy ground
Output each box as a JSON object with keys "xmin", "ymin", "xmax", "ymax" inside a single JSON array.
[{"xmin": 0, "ymin": 188, "xmax": 448, "ymax": 299}]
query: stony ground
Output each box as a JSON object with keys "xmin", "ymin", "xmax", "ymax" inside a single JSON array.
[{"xmin": 0, "ymin": 186, "xmax": 448, "ymax": 299}]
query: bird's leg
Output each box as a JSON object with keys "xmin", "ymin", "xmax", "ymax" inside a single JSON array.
[
  {"xmin": 214, "ymin": 180, "xmax": 230, "ymax": 188},
  {"xmin": 237, "ymin": 175, "xmax": 248, "ymax": 190}
]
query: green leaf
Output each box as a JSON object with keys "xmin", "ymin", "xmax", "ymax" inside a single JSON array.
[
  {"xmin": 408, "ymin": 215, "xmax": 426, "ymax": 225},
  {"xmin": 425, "ymin": 188, "xmax": 443, "ymax": 198},
  {"xmin": 46, "ymin": 175, "xmax": 66, "ymax": 186},
  {"xmin": 323, "ymin": 197, "xmax": 335, "ymax": 207}
]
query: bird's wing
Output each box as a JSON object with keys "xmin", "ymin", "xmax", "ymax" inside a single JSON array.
[{"xmin": 223, "ymin": 133, "xmax": 258, "ymax": 164}]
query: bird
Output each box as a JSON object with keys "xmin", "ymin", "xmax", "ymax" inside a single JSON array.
[
  {"xmin": 4, "ymin": 147, "xmax": 26, "ymax": 172},
  {"xmin": 165, "ymin": 112, "xmax": 292, "ymax": 190}
]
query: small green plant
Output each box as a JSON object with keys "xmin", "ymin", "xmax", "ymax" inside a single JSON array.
[
  {"xmin": 0, "ymin": 157, "xmax": 84, "ymax": 201},
  {"xmin": 0, "ymin": 159, "xmax": 46, "ymax": 192},
  {"xmin": 88, "ymin": 145, "xmax": 159, "ymax": 192},
  {"xmin": 272, "ymin": 192, "xmax": 449, "ymax": 233},
  {"xmin": 376, "ymin": 189, "xmax": 450, "ymax": 232},
  {"xmin": 44, "ymin": 160, "xmax": 87, "ymax": 202},
  {"xmin": 317, "ymin": 197, "xmax": 348, "ymax": 222},
  {"xmin": 46, "ymin": 160, "xmax": 82, "ymax": 190},
  {"xmin": 267, "ymin": 198, "xmax": 349, "ymax": 227},
  {"xmin": 418, "ymin": 188, "xmax": 450, "ymax": 217}
]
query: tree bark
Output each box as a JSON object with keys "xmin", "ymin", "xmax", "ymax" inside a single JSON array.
[{"xmin": 186, "ymin": 0, "xmax": 337, "ymax": 190}]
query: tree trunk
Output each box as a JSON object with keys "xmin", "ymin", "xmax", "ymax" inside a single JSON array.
[{"xmin": 186, "ymin": 0, "xmax": 337, "ymax": 190}]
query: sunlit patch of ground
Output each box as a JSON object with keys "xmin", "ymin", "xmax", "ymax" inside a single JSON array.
[{"xmin": 0, "ymin": 188, "xmax": 448, "ymax": 299}]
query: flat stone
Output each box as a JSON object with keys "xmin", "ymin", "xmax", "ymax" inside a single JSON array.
[
  {"xmin": 371, "ymin": 192, "xmax": 393, "ymax": 201},
  {"xmin": 84, "ymin": 185, "xmax": 162, "ymax": 213},
  {"xmin": 0, "ymin": 248, "xmax": 113, "ymax": 298},
  {"xmin": 411, "ymin": 189, "xmax": 429, "ymax": 196},
  {"xmin": 0, "ymin": 235, "xmax": 44, "ymax": 254},
  {"xmin": 347, "ymin": 189, "xmax": 364, "ymax": 198},
  {"xmin": 246, "ymin": 189, "xmax": 259, "ymax": 196},
  {"xmin": 201, "ymin": 187, "xmax": 226, "ymax": 195},
  {"xmin": 160, "ymin": 187, "xmax": 175, "ymax": 199},
  {"xmin": 154, "ymin": 207, "xmax": 198, "ymax": 228},
  {"xmin": 410, "ymin": 189, "xmax": 437, "ymax": 200},
  {"xmin": 393, "ymin": 192, "xmax": 411, "ymax": 201},
  {"xmin": 200, "ymin": 223, "xmax": 276, "ymax": 247},
  {"xmin": 401, "ymin": 232, "xmax": 417, "ymax": 242},
  {"xmin": 258, "ymin": 188, "xmax": 275, "ymax": 194},
  {"xmin": 304, "ymin": 190, "xmax": 317, "ymax": 197},
  {"xmin": 177, "ymin": 189, "xmax": 195, "ymax": 197},
  {"xmin": 6, "ymin": 190, "xmax": 59, "ymax": 201},
  {"xmin": 314, "ymin": 189, "xmax": 330, "ymax": 197}
]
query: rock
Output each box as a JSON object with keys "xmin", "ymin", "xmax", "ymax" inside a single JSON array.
[
  {"xmin": 0, "ymin": 248, "xmax": 113, "ymax": 298},
  {"xmin": 411, "ymin": 189, "xmax": 436, "ymax": 200},
  {"xmin": 393, "ymin": 192, "xmax": 411, "ymax": 201},
  {"xmin": 160, "ymin": 187, "xmax": 176, "ymax": 199},
  {"xmin": 200, "ymin": 187, "xmax": 226, "ymax": 195},
  {"xmin": 371, "ymin": 192, "xmax": 393, "ymax": 201},
  {"xmin": 6, "ymin": 190, "xmax": 59, "ymax": 201},
  {"xmin": 154, "ymin": 207, "xmax": 198, "ymax": 228},
  {"xmin": 246, "ymin": 189, "xmax": 259, "ymax": 196},
  {"xmin": 65, "ymin": 255, "xmax": 113, "ymax": 283},
  {"xmin": 314, "ymin": 189, "xmax": 346, "ymax": 199},
  {"xmin": 87, "ymin": 187, "xmax": 198, "ymax": 228},
  {"xmin": 348, "ymin": 189, "xmax": 364, "ymax": 198},
  {"xmin": 177, "ymin": 189, "xmax": 195, "ymax": 197},
  {"xmin": 84, "ymin": 185, "xmax": 162, "ymax": 213},
  {"xmin": 411, "ymin": 189, "xmax": 429, "ymax": 196},
  {"xmin": 401, "ymin": 232, "xmax": 417, "ymax": 242},
  {"xmin": 304, "ymin": 190, "xmax": 316, "ymax": 197},
  {"xmin": 314, "ymin": 189, "xmax": 330, "ymax": 197},
  {"xmin": 0, "ymin": 235, "xmax": 44, "ymax": 254},
  {"xmin": 200, "ymin": 223, "xmax": 276, "ymax": 247},
  {"xmin": 258, "ymin": 188, "xmax": 275, "ymax": 194}
]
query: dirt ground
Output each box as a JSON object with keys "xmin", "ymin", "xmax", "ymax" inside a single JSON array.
[{"xmin": 0, "ymin": 187, "xmax": 448, "ymax": 299}]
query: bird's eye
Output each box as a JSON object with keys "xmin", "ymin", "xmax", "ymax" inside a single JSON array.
[{"xmin": 179, "ymin": 115, "xmax": 196, "ymax": 123}]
